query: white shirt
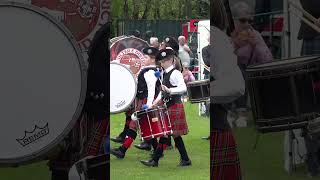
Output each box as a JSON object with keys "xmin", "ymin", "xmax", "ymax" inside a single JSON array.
[
  {"xmin": 141, "ymin": 65, "xmax": 158, "ymax": 107},
  {"xmin": 178, "ymin": 44, "xmax": 191, "ymax": 65},
  {"xmin": 210, "ymin": 26, "xmax": 245, "ymax": 104},
  {"xmin": 154, "ymin": 65, "xmax": 187, "ymax": 102}
]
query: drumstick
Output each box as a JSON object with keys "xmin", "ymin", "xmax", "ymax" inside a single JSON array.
[
  {"xmin": 289, "ymin": 0, "xmax": 318, "ymax": 24},
  {"xmin": 193, "ymin": 58, "xmax": 210, "ymax": 72},
  {"xmin": 289, "ymin": 8, "xmax": 320, "ymax": 33},
  {"xmin": 154, "ymin": 68, "xmax": 164, "ymax": 86}
]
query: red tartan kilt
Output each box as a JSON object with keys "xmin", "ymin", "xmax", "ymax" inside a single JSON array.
[
  {"xmin": 168, "ymin": 103, "xmax": 189, "ymax": 136},
  {"xmin": 129, "ymin": 98, "xmax": 147, "ymax": 130},
  {"xmin": 211, "ymin": 130, "xmax": 241, "ymax": 180}
]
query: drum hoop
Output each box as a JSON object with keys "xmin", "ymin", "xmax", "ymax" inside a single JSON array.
[
  {"xmin": 110, "ymin": 62, "xmax": 137, "ymax": 114},
  {"xmin": 136, "ymin": 106, "xmax": 167, "ymax": 116},
  {"xmin": 247, "ymin": 56, "xmax": 320, "ymax": 71},
  {"xmin": 0, "ymin": 1, "xmax": 87, "ymax": 166},
  {"xmin": 187, "ymin": 79, "xmax": 210, "ymax": 86},
  {"xmin": 110, "ymin": 36, "xmax": 149, "ymax": 49}
]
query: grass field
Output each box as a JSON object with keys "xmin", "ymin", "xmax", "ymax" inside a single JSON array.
[
  {"xmin": 0, "ymin": 102, "xmax": 318, "ymax": 180},
  {"xmin": 235, "ymin": 121, "xmax": 314, "ymax": 180},
  {"xmin": 110, "ymin": 102, "xmax": 210, "ymax": 180}
]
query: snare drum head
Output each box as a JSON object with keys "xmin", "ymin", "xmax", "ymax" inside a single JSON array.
[
  {"xmin": 0, "ymin": 2, "xmax": 86, "ymax": 165},
  {"xmin": 110, "ymin": 63, "xmax": 137, "ymax": 113},
  {"xmin": 110, "ymin": 36, "xmax": 149, "ymax": 76}
]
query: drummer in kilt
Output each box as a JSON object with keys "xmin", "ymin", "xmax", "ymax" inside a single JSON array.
[
  {"xmin": 140, "ymin": 48, "xmax": 191, "ymax": 167},
  {"xmin": 110, "ymin": 47, "xmax": 161, "ymax": 158},
  {"xmin": 210, "ymin": 0, "xmax": 245, "ymax": 179}
]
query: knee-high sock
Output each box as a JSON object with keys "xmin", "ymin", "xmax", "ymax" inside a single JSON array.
[
  {"xmin": 168, "ymin": 136, "xmax": 172, "ymax": 146},
  {"xmin": 148, "ymin": 138, "xmax": 158, "ymax": 151},
  {"xmin": 152, "ymin": 137, "xmax": 168, "ymax": 162},
  {"xmin": 120, "ymin": 129, "xmax": 137, "ymax": 153},
  {"xmin": 119, "ymin": 116, "xmax": 131, "ymax": 138},
  {"xmin": 174, "ymin": 136, "xmax": 190, "ymax": 161}
]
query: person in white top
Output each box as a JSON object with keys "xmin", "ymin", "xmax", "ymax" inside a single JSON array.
[
  {"xmin": 178, "ymin": 36, "xmax": 191, "ymax": 66},
  {"xmin": 110, "ymin": 47, "xmax": 161, "ymax": 159}
]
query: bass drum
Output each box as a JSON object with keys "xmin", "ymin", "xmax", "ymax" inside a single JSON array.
[
  {"xmin": 0, "ymin": 2, "xmax": 87, "ymax": 166},
  {"xmin": 110, "ymin": 36, "xmax": 149, "ymax": 76}
]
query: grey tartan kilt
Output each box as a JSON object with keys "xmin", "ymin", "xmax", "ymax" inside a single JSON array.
[{"xmin": 301, "ymin": 37, "xmax": 320, "ymax": 56}]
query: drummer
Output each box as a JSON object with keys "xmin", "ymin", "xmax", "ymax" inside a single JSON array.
[
  {"xmin": 110, "ymin": 46, "xmax": 161, "ymax": 159},
  {"xmin": 140, "ymin": 48, "xmax": 191, "ymax": 167}
]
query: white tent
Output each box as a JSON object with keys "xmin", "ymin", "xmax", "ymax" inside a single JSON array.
[
  {"xmin": 195, "ymin": 20, "xmax": 210, "ymax": 116},
  {"xmin": 197, "ymin": 20, "xmax": 210, "ymax": 80}
]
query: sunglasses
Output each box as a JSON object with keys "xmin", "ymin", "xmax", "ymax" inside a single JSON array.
[{"xmin": 238, "ymin": 18, "xmax": 254, "ymax": 24}]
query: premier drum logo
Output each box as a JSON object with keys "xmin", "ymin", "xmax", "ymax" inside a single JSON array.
[
  {"xmin": 15, "ymin": 0, "xmax": 110, "ymax": 53},
  {"xmin": 116, "ymin": 48, "xmax": 146, "ymax": 75},
  {"xmin": 16, "ymin": 123, "xmax": 49, "ymax": 147}
]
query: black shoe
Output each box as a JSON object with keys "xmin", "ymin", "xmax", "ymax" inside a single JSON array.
[
  {"xmin": 111, "ymin": 136, "xmax": 124, "ymax": 143},
  {"xmin": 178, "ymin": 159, "xmax": 192, "ymax": 167},
  {"xmin": 134, "ymin": 142, "xmax": 151, "ymax": 151},
  {"xmin": 166, "ymin": 145, "xmax": 173, "ymax": 150},
  {"xmin": 140, "ymin": 159, "xmax": 158, "ymax": 167},
  {"xmin": 201, "ymin": 136, "xmax": 210, "ymax": 140},
  {"xmin": 110, "ymin": 148, "xmax": 125, "ymax": 159}
]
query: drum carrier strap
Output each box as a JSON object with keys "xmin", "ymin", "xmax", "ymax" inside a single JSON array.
[{"xmin": 136, "ymin": 67, "xmax": 161, "ymax": 99}]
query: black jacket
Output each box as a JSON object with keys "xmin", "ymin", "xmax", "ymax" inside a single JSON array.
[{"xmin": 202, "ymin": 45, "xmax": 211, "ymax": 76}]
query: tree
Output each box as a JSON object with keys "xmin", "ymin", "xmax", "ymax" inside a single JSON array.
[{"xmin": 111, "ymin": 0, "xmax": 209, "ymax": 20}]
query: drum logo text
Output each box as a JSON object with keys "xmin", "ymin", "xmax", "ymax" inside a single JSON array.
[
  {"xmin": 115, "ymin": 48, "xmax": 146, "ymax": 74},
  {"xmin": 16, "ymin": 123, "xmax": 50, "ymax": 147},
  {"xmin": 152, "ymin": 118, "xmax": 159, "ymax": 122},
  {"xmin": 116, "ymin": 100, "xmax": 126, "ymax": 108}
]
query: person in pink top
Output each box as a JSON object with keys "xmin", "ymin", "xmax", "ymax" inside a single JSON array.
[
  {"xmin": 230, "ymin": 1, "xmax": 273, "ymax": 128},
  {"xmin": 182, "ymin": 62, "xmax": 195, "ymax": 84}
]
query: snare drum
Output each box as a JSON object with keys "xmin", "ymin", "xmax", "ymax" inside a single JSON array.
[
  {"xmin": 187, "ymin": 79, "xmax": 210, "ymax": 103},
  {"xmin": 0, "ymin": 2, "xmax": 86, "ymax": 166},
  {"xmin": 247, "ymin": 56, "xmax": 320, "ymax": 133},
  {"xmin": 133, "ymin": 106, "xmax": 173, "ymax": 141},
  {"xmin": 110, "ymin": 62, "xmax": 137, "ymax": 114}
]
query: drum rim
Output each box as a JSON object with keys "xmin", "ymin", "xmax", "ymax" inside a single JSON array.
[
  {"xmin": 0, "ymin": 1, "xmax": 87, "ymax": 166},
  {"xmin": 187, "ymin": 79, "xmax": 210, "ymax": 86},
  {"xmin": 136, "ymin": 106, "xmax": 167, "ymax": 115},
  {"xmin": 110, "ymin": 36, "xmax": 149, "ymax": 50},
  {"xmin": 247, "ymin": 56, "xmax": 320, "ymax": 71},
  {"xmin": 110, "ymin": 62, "xmax": 137, "ymax": 114}
]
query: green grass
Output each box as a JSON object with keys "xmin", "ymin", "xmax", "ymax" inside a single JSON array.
[
  {"xmin": 235, "ymin": 120, "xmax": 314, "ymax": 180},
  {"xmin": 0, "ymin": 161, "xmax": 50, "ymax": 180},
  {"xmin": 110, "ymin": 102, "xmax": 210, "ymax": 180},
  {"xmin": 0, "ymin": 104, "xmax": 317, "ymax": 180}
]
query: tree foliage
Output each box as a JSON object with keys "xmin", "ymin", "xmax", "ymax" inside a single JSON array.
[{"xmin": 111, "ymin": 0, "xmax": 210, "ymax": 20}]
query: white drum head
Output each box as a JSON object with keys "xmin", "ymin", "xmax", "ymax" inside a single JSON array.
[
  {"xmin": 110, "ymin": 62, "xmax": 136, "ymax": 113},
  {"xmin": 0, "ymin": 2, "xmax": 86, "ymax": 165}
]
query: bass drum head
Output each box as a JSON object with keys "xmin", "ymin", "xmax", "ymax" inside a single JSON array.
[
  {"xmin": 0, "ymin": 2, "xmax": 86, "ymax": 165},
  {"xmin": 110, "ymin": 63, "xmax": 136, "ymax": 114},
  {"xmin": 110, "ymin": 36, "xmax": 149, "ymax": 76}
]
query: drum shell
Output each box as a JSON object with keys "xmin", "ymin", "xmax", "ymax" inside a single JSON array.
[
  {"xmin": 187, "ymin": 79, "xmax": 210, "ymax": 103},
  {"xmin": 136, "ymin": 107, "xmax": 172, "ymax": 140},
  {"xmin": 246, "ymin": 56, "xmax": 320, "ymax": 133}
]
